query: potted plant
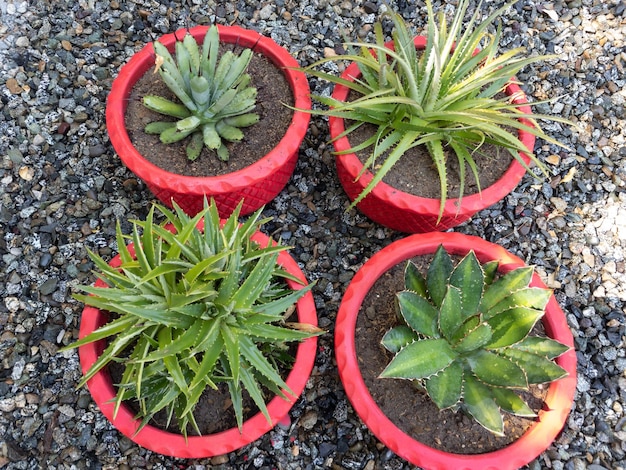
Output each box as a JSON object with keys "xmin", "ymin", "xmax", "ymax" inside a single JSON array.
[
  {"xmin": 301, "ymin": 0, "xmax": 572, "ymax": 232},
  {"xmin": 61, "ymin": 200, "xmax": 320, "ymax": 458},
  {"xmin": 106, "ymin": 24, "xmax": 311, "ymax": 217},
  {"xmin": 334, "ymin": 232, "xmax": 577, "ymax": 469}
]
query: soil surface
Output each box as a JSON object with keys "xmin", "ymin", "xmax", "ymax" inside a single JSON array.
[
  {"xmin": 125, "ymin": 44, "xmax": 294, "ymax": 177},
  {"xmin": 354, "ymin": 256, "xmax": 549, "ymax": 454}
]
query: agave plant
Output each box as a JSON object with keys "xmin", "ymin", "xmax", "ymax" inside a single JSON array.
[
  {"xmin": 143, "ymin": 26, "xmax": 259, "ymax": 161},
  {"xmin": 380, "ymin": 245, "xmax": 569, "ymax": 436},
  {"xmin": 302, "ymin": 0, "xmax": 572, "ymax": 220},
  {"xmin": 62, "ymin": 200, "xmax": 320, "ymax": 436}
]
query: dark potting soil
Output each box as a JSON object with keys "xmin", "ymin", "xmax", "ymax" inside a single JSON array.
[
  {"xmin": 354, "ymin": 256, "xmax": 549, "ymax": 455},
  {"xmin": 124, "ymin": 44, "xmax": 294, "ymax": 177}
]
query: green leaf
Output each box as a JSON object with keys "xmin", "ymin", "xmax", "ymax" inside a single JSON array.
[
  {"xmin": 188, "ymin": 325, "xmax": 223, "ymax": 391},
  {"xmin": 424, "ymin": 359, "xmax": 463, "ymax": 409},
  {"xmin": 183, "ymin": 33, "xmax": 200, "ymax": 76},
  {"xmin": 145, "ymin": 121, "xmax": 177, "ymax": 135},
  {"xmin": 511, "ymin": 336, "xmax": 570, "ymax": 360},
  {"xmin": 381, "ymin": 325, "xmax": 417, "ymax": 354},
  {"xmin": 482, "ymin": 261, "xmax": 500, "ymax": 286},
  {"xmin": 251, "ymin": 283, "xmax": 311, "ymax": 317},
  {"xmin": 379, "ymin": 338, "xmax": 457, "ymax": 380},
  {"xmin": 186, "ymin": 130, "xmax": 204, "ymax": 161},
  {"xmin": 480, "ymin": 267, "xmax": 534, "ymax": 314},
  {"xmin": 450, "ymin": 315, "xmax": 480, "ymax": 344},
  {"xmin": 239, "ymin": 336, "xmax": 290, "ymax": 394},
  {"xmin": 485, "ymin": 306, "xmax": 544, "ymax": 349},
  {"xmin": 118, "ymin": 303, "xmax": 193, "ymax": 328},
  {"xmin": 232, "ymin": 253, "xmax": 279, "ymax": 311},
  {"xmin": 176, "ymin": 115, "xmax": 201, "ymax": 133},
  {"xmin": 245, "ymin": 323, "xmax": 317, "ymax": 342},
  {"xmin": 216, "ymin": 121, "xmax": 245, "ymax": 142},
  {"xmin": 491, "ymin": 387, "xmax": 537, "ymax": 418},
  {"xmin": 449, "ymin": 251, "xmax": 483, "ymax": 320},
  {"xmin": 438, "ymin": 285, "xmax": 464, "ymax": 340},
  {"xmin": 466, "ymin": 349, "xmax": 528, "ymax": 388},
  {"xmin": 487, "ymin": 287, "xmax": 552, "ymax": 318},
  {"xmin": 224, "ymin": 360, "xmax": 244, "ymax": 430},
  {"xmin": 137, "ymin": 318, "xmax": 213, "ymax": 363},
  {"xmin": 142, "ymin": 96, "xmax": 190, "ymax": 119},
  {"xmin": 201, "ymin": 26, "xmax": 219, "ymax": 81},
  {"xmin": 239, "ymin": 362, "xmax": 272, "ymax": 424},
  {"xmin": 427, "ymin": 245, "xmax": 453, "ymax": 307},
  {"xmin": 463, "ymin": 373, "xmax": 504, "ymax": 436},
  {"xmin": 59, "ymin": 314, "xmax": 138, "ymax": 351},
  {"xmin": 220, "ymin": 324, "xmax": 240, "ymax": 385},
  {"xmin": 500, "ymin": 348, "xmax": 568, "ymax": 384},
  {"xmin": 454, "ymin": 323, "xmax": 493, "ymax": 353},
  {"xmin": 396, "ymin": 291, "xmax": 439, "ymax": 338},
  {"xmin": 159, "ymin": 125, "xmax": 195, "ymax": 144},
  {"xmin": 159, "ymin": 328, "xmax": 190, "ymax": 396},
  {"xmin": 77, "ymin": 325, "xmax": 148, "ymax": 387},
  {"xmin": 404, "ymin": 261, "xmax": 428, "ymax": 298}
]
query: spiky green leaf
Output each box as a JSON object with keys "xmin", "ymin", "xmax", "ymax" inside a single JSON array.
[
  {"xmin": 397, "ymin": 291, "xmax": 439, "ymax": 338},
  {"xmin": 481, "ymin": 267, "xmax": 534, "ymax": 315},
  {"xmin": 438, "ymin": 285, "xmax": 464, "ymax": 339},
  {"xmin": 381, "ymin": 325, "xmax": 417, "ymax": 354},
  {"xmin": 427, "ymin": 245, "xmax": 453, "ymax": 307},
  {"xmin": 449, "ymin": 251, "xmax": 484, "ymax": 320},
  {"xmin": 424, "ymin": 359, "xmax": 463, "ymax": 409},
  {"xmin": 463, "ymin": 373, "xmax": 504, "ymax": 436},
  {"xmin": 379, "ymin": 338, "xmax": 457, "ymax": 380},
  {"xmin": 511, "ymin": 336, "xmax": 570, "ymax": 360},
  {"xmin": 485, "ymin": 307, "xmax": 544, "ymax": 349},
  {"xmin": 403, "ymin": 261, "xmax": 428, "ymax": 298},
  {"xmin": 500, "ymin": 348, "xmax": 568, "ymax": 384},
  {"xmin": 491, "ymin": 387, "xmax": 537, "ymax": 418},
  {"xmin": 466, "ymin": 349, "xmax": 528, "ymax": 388},
  {"xmin": 454, "ymin": 323, "xmax": 493, "ymax": 353}
]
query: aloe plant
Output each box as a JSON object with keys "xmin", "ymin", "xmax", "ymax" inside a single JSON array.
[
  {"xmin": 143, "ymin": 26, "xmax": 259, "ymax": 161},
  {"xmin": 62, "ymin": 200, "xmax": 320, "ymax": 436},
  {"xmin": 301, "ymin": 0, "xmax": 573, "ymax": 221},
  {"xmin": 380, "ymin": 245, "xmax": 569, "ymax": 436}
]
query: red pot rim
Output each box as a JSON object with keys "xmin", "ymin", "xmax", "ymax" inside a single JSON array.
[
  {"xmin": 335, "ymin": 232, "xmax": 577, "ymax": 470},
  {"xmin": 78, "ymin": 230, "xmax": 318, "ymax": 458},
  {"xmin": 105, "ymin": 24, "xmax": 311, "ymax": 198},
  {"xmin": 330, "ymin": 35, "xmax": 536, "ymax": 222}
]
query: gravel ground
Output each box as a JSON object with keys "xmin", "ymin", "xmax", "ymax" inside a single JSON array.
[{"xmin": 1, "ymin": 0, "xmax": 625, "ymax": 469}]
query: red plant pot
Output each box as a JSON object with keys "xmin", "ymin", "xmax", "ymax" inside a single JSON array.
[
  {"xmin": 78, "ymin": 230, "xmax": 318, "ymax": 458},
  {"xmin": 335, "ymin": 232, "xmax": 576, "ymax": 470},
  {"xmin": 106, "ymin": 25, "xmax": 311, "ymax": 217},
  {"xmin": 330, "ymin": 36, "xmax": 536, "ymax": 233}
]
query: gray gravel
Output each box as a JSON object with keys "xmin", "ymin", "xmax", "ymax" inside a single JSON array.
[{"xmin": 1, "ymin": 0, "xmax": 625, "ymax": 468}]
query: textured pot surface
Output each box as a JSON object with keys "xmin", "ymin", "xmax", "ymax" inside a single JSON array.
[
  {"xmin": 78, "ymin": 230, "xmax": 318, "ymax": 458},
  {"xmin": 330, "ymin": 36, "xmax": 536, "ymax": 233},
  {"xmin": 335, "ymin": 232, "xmax": 577, "ymax": 470},
  {"xmin": 106, "ymin": 25, "xmax": 311, "ymax": 217}
]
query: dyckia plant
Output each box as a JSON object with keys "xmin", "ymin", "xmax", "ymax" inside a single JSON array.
[
  {"xmin": 380, "ymin": 246, "xmax": 569, "ymax": 436},
  {"xmin": 303, "ymin": 0, "xmax": 572, "ymax": 220},
  {"xmin": 144, "ymin": 26, "xmax": 259, "ymax": 161},
  {"xmin": 63, "ymin": 200, "xmax": 320, "ymax": 436}
]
